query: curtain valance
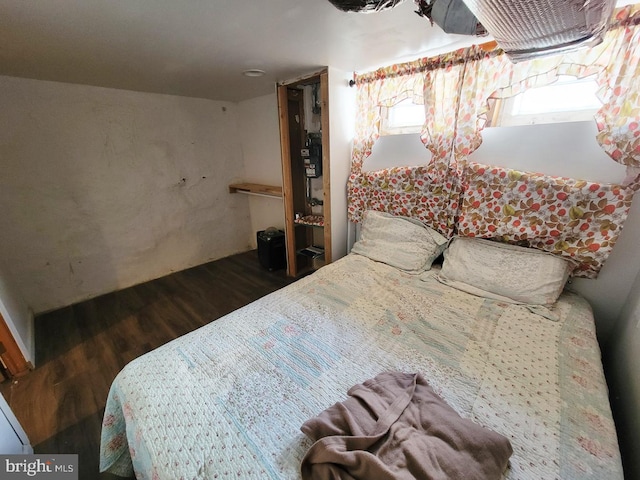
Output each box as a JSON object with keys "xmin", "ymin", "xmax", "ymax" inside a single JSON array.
[{"xmin": 350, "ymin": 4, "xmax": 640, "ymax": 184}]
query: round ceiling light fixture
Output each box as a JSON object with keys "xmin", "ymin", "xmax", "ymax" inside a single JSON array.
[{"xmin": 242, "ymin": 69, "xmax": 266, "ymax": 77}]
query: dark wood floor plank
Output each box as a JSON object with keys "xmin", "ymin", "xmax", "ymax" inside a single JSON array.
[{"xmin": 0, "ymin": 250, "xmax": 294, "ymax": 479}]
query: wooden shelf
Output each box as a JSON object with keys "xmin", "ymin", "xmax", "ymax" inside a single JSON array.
[{"xmin": 228, "ymin": 183, "xmax": 282, "ymax": 198}]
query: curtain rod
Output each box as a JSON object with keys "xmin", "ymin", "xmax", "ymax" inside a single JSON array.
[{"xmin": 351, "ymin": 42, "xmax": 500, "ymax": 87}]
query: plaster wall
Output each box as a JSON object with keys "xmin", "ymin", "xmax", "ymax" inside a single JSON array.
[
  {"xmin": 0, "ymin": 75, "xmax": 252, "ymax": 315},
  {"xmin": 237, "ymin": 92, "xmax": 285, "ymax": 249}
]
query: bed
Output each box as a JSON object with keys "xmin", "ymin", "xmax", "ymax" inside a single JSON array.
[{"xmin": 100, "ymin": 204, "xmax": 624, "ymax": 479}]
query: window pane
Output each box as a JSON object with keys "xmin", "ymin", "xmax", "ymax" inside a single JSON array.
[
  {"xmin": 493, "ymin": 75, "xmax": 602, "ymax": 127},
  {"xmin": 512, "ymin": 77, "xmax": 601, "ymax": 115},
  {"xmin": 388, "ymin": 102, "xmax": 425, "ymax": 128}
]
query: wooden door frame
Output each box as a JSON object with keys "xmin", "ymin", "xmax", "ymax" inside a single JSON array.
[
  {"xmin": 277, "ymin": 83, "xmax": 297, "ymax": 277},
  {"xmin": 277, "ymin": 69, "xmax": 332, "ymax": 277},
  {"xmin": 319, "ymin": 71, "xmax": 332, "ymax": 266},
  {"xmin": 0, "ymin": 311, "xmax": 32, "ymax": 378}
]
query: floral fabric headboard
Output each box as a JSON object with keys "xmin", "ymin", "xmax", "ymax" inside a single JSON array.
[
  {"xmin": 347, "ymin": 162, "xmax": 636, "ymax": 278},
  {"xmin": 348, "ymin": 163, "xmax": 458, "ymax": 238},
  {"xmin": 458, "ymin": 162, "xmax": 635, "ymax": 278}
]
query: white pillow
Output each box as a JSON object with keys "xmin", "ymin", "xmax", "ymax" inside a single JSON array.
[
  {"xmin": 438, "ymin": 237, "xmax": 574, "ymax": 306},
  {"xmin": 351, "ymin": 210, "xmax": 448, "ymax": 273}
]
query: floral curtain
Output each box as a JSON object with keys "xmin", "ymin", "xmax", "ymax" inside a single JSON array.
[
  {"xmin": 350, "ymin": 62, "xmax": 426, "ymax": 174},
  {"xmin": 416, "ymin": 46, "xmax": 508, "ymax": 232},
  {"xmin": 348, "ymin": 4, "xmax": 640, "ymax": 271},
  {"xmin": 348, "ymin": 58, "xmax": 455, "ymax": 232},
  {"xmin": 594, "ymin": 6, "xmax": 640, "ymax": 185},
  {"xmin": 350, "ymin": 4, "xmax": 640, "ymax": 179},
  {"xmin": 348, "ymin": 47, "xmax": 506, "ymax": 234},
  {"xmin": 472, "ymin": 5, "xmax": 640, "ymax": 190}
]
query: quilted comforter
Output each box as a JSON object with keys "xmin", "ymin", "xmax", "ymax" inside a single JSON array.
[{"xmin": 100, "ymin": 254, "xmax": 622, "ymax": 479}]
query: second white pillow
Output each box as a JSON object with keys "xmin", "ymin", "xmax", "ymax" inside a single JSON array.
[{"xmin": 438, "ymin": 236, "xmax": 574, "ymax": 306}]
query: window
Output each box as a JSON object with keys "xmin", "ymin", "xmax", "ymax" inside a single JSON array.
[
  {"xmin": 379, "ymin": 76, "xmax": 602, "ymax": 134},
  {"xmin": 489, "ymin": 75, "xmax": 602, "ymax": 127},
  {"xmin": 380, "ymin": 99, "xmax": 425, "ymax": 135}
]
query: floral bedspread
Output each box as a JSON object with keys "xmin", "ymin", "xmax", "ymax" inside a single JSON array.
[{"xmin": 100, "ymin": 254, "xmax": 622, "ymax": 479}]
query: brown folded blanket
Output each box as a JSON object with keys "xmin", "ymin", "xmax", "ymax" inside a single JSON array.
[{"xmin": 300, "ymin": 371, "xmax": 512, "ymax": 480}]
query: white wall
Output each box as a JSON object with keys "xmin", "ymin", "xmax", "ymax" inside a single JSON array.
[
  {"xmin": 237, "ymin": 92, "xmax": 285, "ymax": 249},
  {"xmin": 608, "ymin": 269, "xmax": 640, "ymax": 480},
  {"xmin": 365, "ymin": 121, "xmax": 638, "ymax": 343},
  {"xmin": 328, "ymin": 67, "xmax": 356, "ymax": 260},
  {"xmin": 0, "ymin": 75, "xmax": 252, "ymax": 314},
  {"xmin": 363, "ymin": 133, "xmax": 428, "ymax": 172}
]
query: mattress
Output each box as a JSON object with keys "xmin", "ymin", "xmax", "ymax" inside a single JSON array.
[{"xmin": 100, "ymin": 253, "xmax": 622, "ymax": 479}]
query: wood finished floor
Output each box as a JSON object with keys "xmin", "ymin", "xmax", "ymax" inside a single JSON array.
[{"xmin": 0, "ymin": 250, "xmax": 296, "ymax": 480}]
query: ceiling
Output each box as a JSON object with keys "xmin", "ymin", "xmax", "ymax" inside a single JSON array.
[{"xmin": 0, "ymin": 0, "xmax": 482, "ymax": 103}]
